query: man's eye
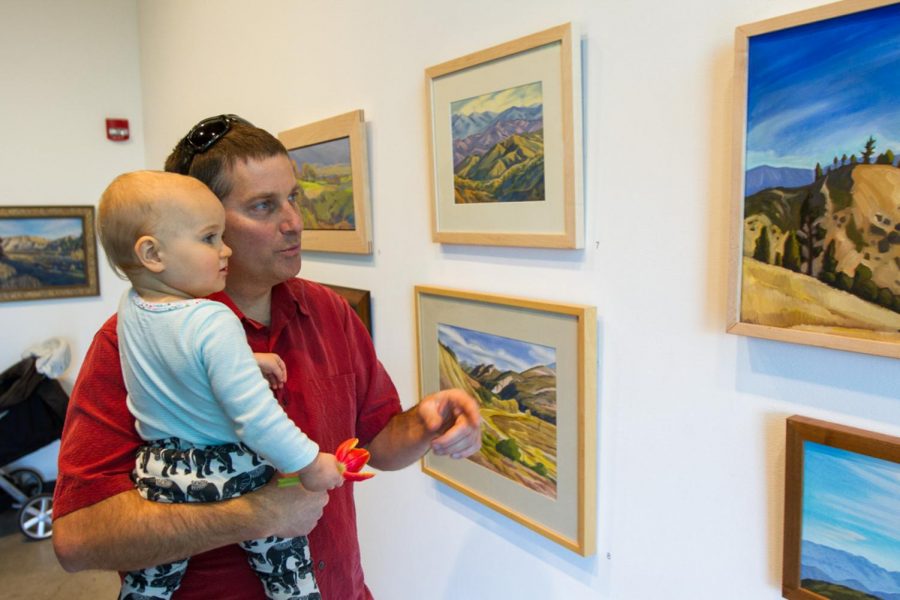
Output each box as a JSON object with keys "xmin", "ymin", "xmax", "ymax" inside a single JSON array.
[{"xmin": 252, "ymin": 200, "xmax": 273, "ymax": 213}]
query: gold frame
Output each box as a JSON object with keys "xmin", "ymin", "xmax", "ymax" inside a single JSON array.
[
  {"xmin": 0, "ymin": 205, "xmax": 99, "ymax": 302},
  {"xmin": 425, "ymin": 23, "xmax": 583, "ymax": 248},
  {"xmin": 783, "ymin": 415, "xmax": 900, "ymax": 599},
  {"xmin": 415, "ymin": 285, "xmax": 596, "ymax": 555},
  {"xmin": 727, "ymin": 0, "xmax": 900, "ymax": 358},
  {"xmin": 279, "ymin": 110, "xmax": 372, "ymax": 254}
]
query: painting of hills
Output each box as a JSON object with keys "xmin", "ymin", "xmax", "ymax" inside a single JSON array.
[
  {"xmin": 800, "ymin": 442, "xmax": 900, "ymax": 600},
  {"xmin": 0, "ymin": 217, "xmax": 88, "ymax": 291},
  {"xmin": 451, "ymin": 81, "xmax": 544, "ymax": 204},
  {"xmin": 437, "ymin": 323, "xmax": 558, "ymax": 498},
  {"xmin": 288, "ymin": 137, "xmax": 356, "ymax": 230},
  {"xmin": 739, "ymin": 3, "xmax": 900, "ymax": 343}
]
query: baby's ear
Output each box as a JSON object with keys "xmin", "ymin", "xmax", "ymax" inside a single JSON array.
[{"xmin": 134, "ymin": 235, "xmax": 165, "ymax": 273}]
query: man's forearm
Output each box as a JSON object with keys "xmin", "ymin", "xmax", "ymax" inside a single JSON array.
[
  {"xmin": 366, "ymin": 406, "xmax": 433, "ymax": 471},
  {"xmin": 53, "ymin": 489, "xmax": 267, "ymax": 572}
]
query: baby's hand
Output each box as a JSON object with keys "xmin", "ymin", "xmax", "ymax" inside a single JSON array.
[
  {"xmin": 254, "ymin": 352, "xmax": 287, "ymax": 390},
  {"xmin": 298, "ymin": 453, "xmax": 344, "ymax": 492}
]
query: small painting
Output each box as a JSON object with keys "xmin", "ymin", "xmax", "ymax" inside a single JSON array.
[
  {"xmin": 288, "ymin": 137, "xmax": 356, "ymax": 230},
  {"xmin": 729, "ymin": 0, "xmax": 900, "ymax": 358},
  {"xmin": 451, "ymin": 81, "xmax": 545, "ymax": 204},
  {"xmin": 437, "ymin": 323, "xmax": 557, "ymax": 498},
  {"xmin": 783, "ymin": 415, "xmax": 900, "ymax": 600},
  {"xmin": 0, "ymin": 206, "xmax": 99, "ymax": 302},
  {"xmin": 279, "ymin": 110, "xmax": 372, "ymax": 254},
  {"xmin": 416, "ymin": 285, "xmax": 596, "ymax": 556}
]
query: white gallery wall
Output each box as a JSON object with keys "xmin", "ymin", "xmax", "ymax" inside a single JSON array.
[
  {"xmin": 2, "ymin": 0, "xmax": 899, "ymax": 598},
  {"xmin": 0, "ymin": 0, "xmax": 144, "ymax": 477}
]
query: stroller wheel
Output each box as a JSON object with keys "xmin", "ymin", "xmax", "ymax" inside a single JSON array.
[
  {"xmin": 17, "ymin": 493, "xmax": 53, "ymax": 540},
  {"xmin": 10, "ymin": 468, "xmax": 44, "ymax": 497}
]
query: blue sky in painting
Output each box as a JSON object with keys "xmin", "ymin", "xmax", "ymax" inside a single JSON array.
[
  {"xmin": 802, "ymin": 441, "xmax": 900, "ymax": 572},
  {"xmin": 746, "ymin": 3, "xmax": 900, "ymax": 169},
  {"xmin": 437, "ymin": 323, "xmax": 555, "ymax": 373},
  {"xmin": 451, "ymin": 81, "xmax": 543, "ymax": 116},
  {"xmin": 289, "ymin": 137, "xmax": 350, "ymax": 168},
  {"xmin": 0, "ymin": 217, "xmax": 82, "ymax": 240}
]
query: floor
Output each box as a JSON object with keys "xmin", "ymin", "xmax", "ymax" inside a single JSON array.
[{"xmin": 0, "ymin": 506, "xmax": 120, "ymax": 599}]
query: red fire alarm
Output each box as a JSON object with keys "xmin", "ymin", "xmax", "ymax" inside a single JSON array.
[{"xmin": 106, "ymin": 118, "xmax": 130, "ymax": 142}]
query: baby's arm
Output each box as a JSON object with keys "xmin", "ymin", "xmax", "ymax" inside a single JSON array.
[
  {"xmin": 254, "ymin": 352, "xmax": 286, "ymax": 390},
  {"xmin": 292, "ymin": 452, "xmax": 344, "ymax": 492}
]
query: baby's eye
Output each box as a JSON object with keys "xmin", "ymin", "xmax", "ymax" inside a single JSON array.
[{"xmin": 203, "ymin": 233, "xmax": 217, "ymax": 244}]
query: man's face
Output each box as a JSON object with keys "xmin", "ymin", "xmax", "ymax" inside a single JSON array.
[{"xmin": 219, "ymin": 154, "xmax": 303, "ymax": 295}]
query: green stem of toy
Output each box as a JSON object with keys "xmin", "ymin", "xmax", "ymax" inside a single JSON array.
[{"xmin": 277, "ymin": 476, "xmax": 301, "ymax": 488}]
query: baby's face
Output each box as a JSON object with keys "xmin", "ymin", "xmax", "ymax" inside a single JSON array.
[{"xmin": 154, "ymin": 187, "xmax": 232, "ymax": 299}]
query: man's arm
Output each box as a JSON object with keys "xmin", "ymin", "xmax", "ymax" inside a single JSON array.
[
  {"xmin": 366, "ymin": 388, "xmax": 482, "ymax": 471},
  {"xmin": 54, "ymin": 480, "xmax": 327, "ymax": 572}
]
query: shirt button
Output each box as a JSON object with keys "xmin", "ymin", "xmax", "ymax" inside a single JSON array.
[{"xmin": 318, "ymin": 560, "xmax": 326, "ymax": 571}]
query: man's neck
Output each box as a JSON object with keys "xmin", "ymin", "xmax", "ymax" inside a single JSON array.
[{"xmin": 225, "ymin": 284, "xmax": 273, "ymax": 326}]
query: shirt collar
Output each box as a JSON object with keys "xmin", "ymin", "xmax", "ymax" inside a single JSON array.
[{"xmin": 208, "ymin": 279, "xmax": 310, "ymax": 331}]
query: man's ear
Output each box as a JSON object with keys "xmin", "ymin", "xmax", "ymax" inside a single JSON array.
[{"xmin": 134, "ymin": 235, "xmax": 165, "ymax": 273}]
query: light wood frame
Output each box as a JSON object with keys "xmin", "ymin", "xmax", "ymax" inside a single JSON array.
[
  {"xmin": 727, "ymin": 1, "xmax": 900, "ymax": 358},
  {"xmin": 279, "ymin": 110, "xmax": 372, "ymax": 254},
  {"xmin": 783, "ymin": 415, "xmax": 900, "ymax": 599},
  {"xmin": 0, "ymin": 205, "xmax": 99, "ymax": 302},
  {"xmin": 415, "ymin": 285, "xmax": 596, "ymax": 555},
  {"xmin": 425, "ymin": 23, "xmax": 583, "ymax": 248}
]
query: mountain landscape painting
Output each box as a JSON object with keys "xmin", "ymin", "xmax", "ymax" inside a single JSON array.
[
  {"xmin": 288, "ymin": 137, "xmax": 356, "ymax": 231},
  {"xmin": 450, "ymin": 81, "xmax": 544, "ymax": 204},
  {"xmin": 0, "ymin": 216, "xmax": 88, "ymax": 291},
  {"xmin": 437, "ymin": 323, "xmax": 558, "ymax": 499},
  {"xmin": 739, "ymin": 3, "xmax": 900, "ymax": 345},
  {"xmin": 799, "ymin": 441, "xmax": 900, "ymax": 600}
]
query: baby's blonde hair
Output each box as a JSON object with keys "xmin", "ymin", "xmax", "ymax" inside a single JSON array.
[{"xmin": 97, "ymin": 171, "xmax": 204, "ymax": 278}]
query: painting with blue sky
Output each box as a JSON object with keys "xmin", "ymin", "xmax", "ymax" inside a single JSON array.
[
  {"xmin": 0, "ymin": 217, "xmax": 83, "ymax": 240},
  {"xmin": 437, "ymin": 323, "xmax": 555, "ymax": 373},
  {"xmin": 800, "ymin": 441, "xmax": 900, "ymax": 598},
  {"xmin": 746, "ymin": 3, "xmax": 900, "ymax": 171}
]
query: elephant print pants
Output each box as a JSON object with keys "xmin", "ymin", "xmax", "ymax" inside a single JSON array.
[{"xmin": 119, "ymin": 438, "xmax": 320, "ymax": 600}]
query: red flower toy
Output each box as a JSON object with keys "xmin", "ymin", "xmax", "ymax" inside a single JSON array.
[
  {"xmin": 278, "ymin": 437, "xmax": 374, "ymax": 488},
  {"xmin": 335, "ymin": 437, "xmax": 375, "ymax": 482}
]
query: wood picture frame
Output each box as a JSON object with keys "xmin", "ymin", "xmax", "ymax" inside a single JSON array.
[
  {"xmin": 320, "ymin": 282, "xmax": 372, "ymax": 337},
  {"xmin": 728, "ymin": 1, "xmax": 900, "ymax": 358},
  {"xmin": 783, "ymin": 415, "xmax": 900, "ymax": 599},
  {"xmin": 415, "ymin": 285, "xmax": 596, "ymax": 555},
  {"xmin": 425, "ymin": 23, "xmax": 583, "ymax": 248},
  {"xmin": 279, "ymin": 110, "xmax": 373, "ymax": 254},
  {"xmin": 0, "ymin": 205, "xmax": 99, "ymax": 302}
]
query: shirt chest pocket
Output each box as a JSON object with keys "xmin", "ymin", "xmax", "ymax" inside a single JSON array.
[{"xmin": 282, "ymin": 372, "xmax": 357, "ymax": 451}]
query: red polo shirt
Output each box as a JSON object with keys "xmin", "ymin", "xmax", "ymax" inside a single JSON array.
[{"xmin": 54, "ymin": 279, "xmax": 401, "ymax": 599}]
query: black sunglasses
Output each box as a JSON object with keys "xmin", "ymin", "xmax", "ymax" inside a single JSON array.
[{"xmin": 175, "ymin": 114, "xmax": 254, "ymax": 173}]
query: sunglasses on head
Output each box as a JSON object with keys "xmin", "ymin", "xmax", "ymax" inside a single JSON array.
[{"xmin": 175, "ymin": 114, "xmax": 254, "ymax": 173}]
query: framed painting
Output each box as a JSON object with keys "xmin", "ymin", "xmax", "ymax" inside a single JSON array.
[
  {"xmin": 415, "ymin": 285, "xmax": 596, "ymax": 555},
  {"xmin": 0, "ymin": 206, "xmax": 99, "ymax": 302},
  {"xmin": 728, "ymin": 0, "xmax": 900, "ymax": 358},
  {"xmin": 279, "ymin": 110, "xmax": 372, "ymax": 254},
  {"xmin": 320, "ymin": 282, "xmax": 372, "ymax": 337},
  {"xmin": 783, "ymin": 415, "xmax": 900, "ymax": 600},
  {"xmin": 425, "ymin": 23, "xmax": 583, "ymax": 248}
]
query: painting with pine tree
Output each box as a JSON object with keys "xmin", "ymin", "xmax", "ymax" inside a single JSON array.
[
  {"xmin": 732, "ymin": 1, "xmax": 900, "ymax": 356},
  {"xmin": 437, "ymin": 323, "xmax": 558, "ymax": 498}
]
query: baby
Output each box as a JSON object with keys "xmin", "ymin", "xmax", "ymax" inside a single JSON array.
[{"xmin": 97, "ymin": 171, "xmax": 341, "ymax": 600}]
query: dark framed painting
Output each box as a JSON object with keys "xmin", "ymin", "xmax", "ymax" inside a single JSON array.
[
  {"xmin": 783, "ymin": 415, "xmax": 900, "ymax": 599},
  {"xmin": 415, "ymin": 285, "xmax": 596, "ymax": 555},
  {"xmin": 0, "ymin": 206, "xmax": 99, "ymax": 302},
  {"xmin": 728, "ymin": 0, "xmax": 900, "ymax": 358},
  {"xmin": 320, "ymin": 282, "xmax": 372, "ymax": 337},
  {"xmin": 279, "ymin": 110, "xmax": 372, "ymax": 254},
  {"xmin": 425, "ymin": 23, "xmax": 583, "ymax": 248}
]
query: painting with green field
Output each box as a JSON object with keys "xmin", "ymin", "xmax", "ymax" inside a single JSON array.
[
  {"xmin": 736, "ymin": 2, "xmax": 900, "ymax": 349},
  {"xmin": 450, "ymin": 81, "xmax": 544, "ymax": 204},
  {"xmin": 288, "ymin": 137, "xmax": 356, "ymax": 231},
  {"xmin": 0, "ymin": 206, "xmax": 99, "ymax": 302},
  {"xmin": 437, "ymin": 323, "xmax": 557, "ymax": 499}
]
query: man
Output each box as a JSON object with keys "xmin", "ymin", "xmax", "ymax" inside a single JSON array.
[{"xmin": 52, "ymin": 115, "xmax": 482, "ymax": 599}]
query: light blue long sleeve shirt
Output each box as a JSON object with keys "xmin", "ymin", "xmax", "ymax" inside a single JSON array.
[{"xmin": 117, "ymin": 289, "xmax": 318, "ymax": 473}]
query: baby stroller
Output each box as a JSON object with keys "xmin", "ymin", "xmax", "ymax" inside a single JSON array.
[{"xmin": 0, "ymin": 338, "xmax": 70, "ymax": 540}]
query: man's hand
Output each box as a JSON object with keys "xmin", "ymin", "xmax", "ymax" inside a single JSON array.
[
  {"xmin": 417, "ymin": 388, "xmax": 482, "ymax": 459},
  {"xmin": 254, "ymin": 477, "xmax": 329, "ymax": 539}
]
